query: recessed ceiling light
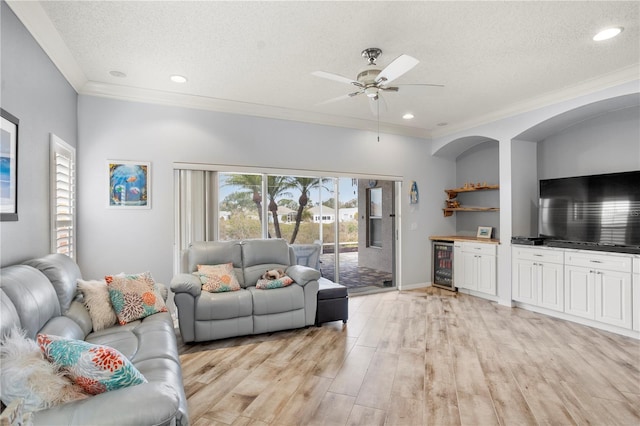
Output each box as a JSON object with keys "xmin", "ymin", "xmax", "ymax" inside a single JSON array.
[
  {"xmin": 437, "ymin": 122, "xmax": 448, "ymax": 127},
  {"xmin": 170, "ymin": 75, "xmax": 188, "ymax": 83},
  {"xmin": 402, "ymin": 113, "xmax": 414, "ymax": 120},
  {"xmin": 109, "ymin": 70, "xmax": 126, "ymax": 78},
  {"xmin": 593, "ymin": 27, "xmax": 623, "ymax": 41}
]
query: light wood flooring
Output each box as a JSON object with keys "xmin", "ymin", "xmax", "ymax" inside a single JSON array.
[{"xmin": 178, "ymin": 287, "xmax": 640, "ymax": 425}]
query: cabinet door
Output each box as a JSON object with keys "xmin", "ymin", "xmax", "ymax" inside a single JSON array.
[
  {"xmin": 595, "ymin": 270, "xmax": 632, "ymax": 329},
  {"xmin": 564, "ymin": 265, "xmax": 595, "ymax": 320},
  {"xmin": 458, "ymin": 252, "xmax": 477, "ymax": 290},
  {"xmin": 633, "ymin": 274, "xmax": 640, "ymax": 332},
  {"xmin": 512, "ymin": 259, "xmax": 537, "ymax": 304},
  {"xmin": 453, "ymin": 244, "xmax": 464, "ymax": 289},
  {"xmin": 538, "ymin": 262, "xmax": 564, "ymax": 312},
  {"xmin": 476, "ymin": 254, "xmax": 496, "ymax": 295}
]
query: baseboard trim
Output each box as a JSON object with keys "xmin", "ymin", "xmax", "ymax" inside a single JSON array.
[{"xmin": 399, "ymin": 282, "xmax": 430, "ymax": 291}]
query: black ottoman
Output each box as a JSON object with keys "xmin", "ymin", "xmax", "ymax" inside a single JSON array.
[{"xmin": 316, "ymin": 278, "xmax": 348, "ymax": 326}]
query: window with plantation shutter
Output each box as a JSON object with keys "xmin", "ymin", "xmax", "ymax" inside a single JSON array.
[{"xmin": 50, "ymin": 135, "xmax": 76, "ymax": 260}]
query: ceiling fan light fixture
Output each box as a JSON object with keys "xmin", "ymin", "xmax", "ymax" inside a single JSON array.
[
  {"xmin": 364, "ymin": 87, "xmax": 379, "ymax": 98},
  {"xmin": 593, "ymin": 27, "xmax": 623, "ymax": 41}
]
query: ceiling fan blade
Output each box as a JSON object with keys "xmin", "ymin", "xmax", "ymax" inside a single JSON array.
[
  {"xmin": 317, "ymin": 90, "xmax": 363, "ymax": 105},
  {"xmin": 375, "ymin": 54, "xmax": 419, "ymax": 85},
  {"xmin": 381, "ymin": 86, "xmax": 399, "ymax": 92},
  {"xmin": 393, "ymin": 83, "xmax": 444, "ymax": 88},
  {"xmin": 312, "ymin": 71, "xmax": 362, "ymax": 87}
]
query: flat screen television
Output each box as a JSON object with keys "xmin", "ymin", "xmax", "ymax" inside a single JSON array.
[{"xmin": 539, "ymin": 170, "xmax": 640, "ymax": 248}]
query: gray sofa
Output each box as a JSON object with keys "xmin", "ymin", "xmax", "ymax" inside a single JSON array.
[
  {"xmin": 171, "ymin": 239, "xmax": 321, "ymax": 343},
  {"xmin": 0, "ymin": 254, "xmax": 188, "ymax": 426}
]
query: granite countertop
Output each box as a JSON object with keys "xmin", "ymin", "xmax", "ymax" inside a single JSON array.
[{"xmin": 429, "ymin": 235, "xmax": 500, "ymax": 244}]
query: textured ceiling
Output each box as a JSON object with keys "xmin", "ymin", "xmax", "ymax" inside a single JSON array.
[{"xmin": 8, "ymin": 1, "xmax": 640, "ymax": 138}]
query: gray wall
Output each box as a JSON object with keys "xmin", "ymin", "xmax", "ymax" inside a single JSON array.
[
  {"xmin": 76, "ymin": 95, "xmax": 454, "ymax": 286},
  {"xmin": 0, "ymin": 2, "xmax": 78, "ymax": 266},
  {"xmin": 454, "ymin": 140, "xmax": 500, "ymax": 238},
  {"xmin": 538, "ymin": 106, "xmax": 640, "ymax": 179}
]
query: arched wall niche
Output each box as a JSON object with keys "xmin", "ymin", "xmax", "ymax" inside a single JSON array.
[{"xmin": 510, "ymin": 92, "xmax": 640, "ymax": 238}]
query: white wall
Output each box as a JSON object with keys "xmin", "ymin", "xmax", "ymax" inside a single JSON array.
[
  {"xmin": 0, "ymin": 2, "xmax": 78, "ymax": 266},
  {"xmin": 454, "ymin": 140, "xmax": 500, "ymax": 238},
  {"xmin": 538, "ymin": 105, "xmax": 640, "ymax": 179},
  {"xmin": 77, "ymin": 95, "xmax": 455, "ymax": 287}
]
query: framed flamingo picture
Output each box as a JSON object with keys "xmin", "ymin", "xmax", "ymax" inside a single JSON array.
[{"xmin": 107, "ymin": 160, "xmax": 150, "ymax": 208}]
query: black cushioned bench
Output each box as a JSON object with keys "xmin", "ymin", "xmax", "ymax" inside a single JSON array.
[{"xmin": 316, "ymin": 277, "xmax": 348, "ymax": 325}]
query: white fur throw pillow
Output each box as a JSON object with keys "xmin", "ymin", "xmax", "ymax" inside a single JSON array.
[
  {"xmin": 77, "ymin": 279, "xmax": 117, "ymax": 331},
  {"xmin": 0, "ymin": 327, "xmax": 87, "ymax": 412}
]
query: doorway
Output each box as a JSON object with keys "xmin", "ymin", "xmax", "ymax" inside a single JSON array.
[{"xmin": 319, "ymin": 178, "xmax": 396, "ymax": 294}]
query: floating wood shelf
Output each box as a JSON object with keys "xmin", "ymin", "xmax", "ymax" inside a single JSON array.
[
  {"xmin": 443, "ymin": 184, "xmax": 499, "ymax": 217},
  {"xmin": 443, "ymin": 207, "xmax": 500, "ymax": 217},
  {"xmin": 445, "ymin": 184, "xmax": 499, "ymax": 199}
]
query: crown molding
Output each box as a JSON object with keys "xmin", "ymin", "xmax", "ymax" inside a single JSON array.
[
  {"xmin": 80, "ymin": 81, "xmax": 431, "ymax": 139},
  {"xmin": 6, "ymin": 0, "xmax": 87, "ymax": 92}
]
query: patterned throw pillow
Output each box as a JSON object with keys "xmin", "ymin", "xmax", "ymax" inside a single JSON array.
[
  {"xmin": 37, "ymin": 334, "xmax": 147, "ymax": 395},
  {"xmin": 255, "ymin": 276, "xmax": 294, "ymax": 290},
  {"xmin": 195, "ymin": 263, "xmax": 241, "ymax": 293},
  {"xmin": 105, "ymin": 272, "xmax": 167, "ymax": 325},
  {"xmin": 1, "ymin": 327, "xmax": 87, "ymax": 411}
]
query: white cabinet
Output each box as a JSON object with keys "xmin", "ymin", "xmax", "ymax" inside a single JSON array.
[
  {"xmin": 455, "ymin": 242, "xmax": 496, "ymax": 295},
  {"xmin": 512, "ymin": 247, "xmax": 564, "ymax": 312},
  {"xmin": 564, "ymin": 251, "xmax": 632, "ymax": 329},
  {"xmin": 632, "ymin": 257, "xmax": 639, "ymax": 331}
]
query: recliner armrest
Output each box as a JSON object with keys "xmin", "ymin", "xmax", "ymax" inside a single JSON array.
[
  {"xmin": 170, "ymin": 273, "xmax": 202, "ymax": 297},
  {"xmin": 286, "ymin": 265, "xmax": 321, "ymax": 286},
  {"xmin": 32, "ymin": 382, "xmax": 183, "ymax": 426}
]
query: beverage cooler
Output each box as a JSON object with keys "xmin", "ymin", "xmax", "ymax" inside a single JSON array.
[{"xmin": 432, "ymin": 241, "xmax": 455, "ymax": 291}]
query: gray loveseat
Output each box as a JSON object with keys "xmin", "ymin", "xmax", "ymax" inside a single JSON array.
[
  {"xmin": 170, "ymin": 239, "xmax": 321, "ymax": 343},
  {"xmin": 0, "ymin": 254, "xmax": 188, "ymax": 426}
]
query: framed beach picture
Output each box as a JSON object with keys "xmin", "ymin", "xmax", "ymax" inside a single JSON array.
[
  {"xmin": 477, "ymin": 226, "xmax": 493, "ymax": 239},
  {"xmin": 1, "ymin": 109, "xmax": 19, "ymax": 221},
  {"xmin": 107, "ymin": 160, "xmax": 150, "ymax": 208}
]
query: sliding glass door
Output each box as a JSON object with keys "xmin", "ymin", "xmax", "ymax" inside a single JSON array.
[{"xmin": 176, "ymin": 167, "xmax": 398, "ymax": 293}]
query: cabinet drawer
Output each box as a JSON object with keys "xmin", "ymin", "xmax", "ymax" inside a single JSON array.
[
  {"xmin": 513, "ymin": 246, "xmax": 564, "ymax": 264},
  {"xmin": 565, "ymin": 251, "xmax": 632, "ymax": 273},
  {"xmin": 462, "ymin": 242, "xmax": 496, "ymax": 256}
]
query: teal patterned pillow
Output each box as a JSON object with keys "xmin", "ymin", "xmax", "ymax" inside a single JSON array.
[
  {"xmin": 37, "ymin": 334, "xmax": 147, "ymax": 395},
  {"xmin": 105, "ymin": 271, "xmax": 167, "ymax": 325},
  {"xmin": 255, "ymin": 276, "xmax": 294, "ymax": 289}
]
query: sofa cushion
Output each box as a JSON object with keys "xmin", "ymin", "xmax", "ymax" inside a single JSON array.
[
  {"xmin": 0, "ymin": 289, "xmax": 20, "ymax": 339},
  {"xmin": 186, "ymin": 241, "xmax": 244, "ymax": 284},
  {"xmin": 0, "ymin": 265, "xmax": 61, "ymax": 339},
  {"xmin": 38, "ymin": 334, "xmax": 147, "ymax": 395},
  {"xmin": 86, "ymin": 313, "xmax": 179, "ymax": 365},
  {"xmin": 24, "ymin": 254, "xmax": 81, "ymax": 314},
  {"xmin": 195, "ymin": 289, "xmax": 253, "ymax": 320},
  {"xmin": 105, "ymin": 272, "xmax": 168, "ymax": 325},
  {"xmin": 249, "ymin": 284, "xmax": 304, "ymax": 315}
]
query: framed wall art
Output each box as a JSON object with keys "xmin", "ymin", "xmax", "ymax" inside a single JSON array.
[
  {"xmin": 1, "ymin": 109, "xmax": 19, "ymax": 221},
  {"xmin": 477, "ymin": 226, "xmax": 493, "ymax": 239},
  {"xmin": 107, "ymin": 160, "xmax": 150, "ymax": 208}
]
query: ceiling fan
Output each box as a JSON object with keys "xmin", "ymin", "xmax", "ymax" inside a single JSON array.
[{"xmin": 312, "ymin": 47, "xmax": 443, "ymax": 112}]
